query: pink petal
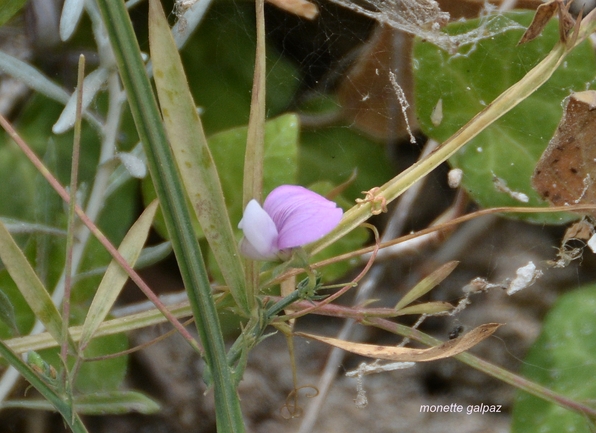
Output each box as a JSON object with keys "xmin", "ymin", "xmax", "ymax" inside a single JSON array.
[
  {"xmin": 238, "ymin": 199, "xmax": 279, "ymax": 260},
  {"xmin": 264, "ymin": 185, "xmax": 343, "ymax": 250}
]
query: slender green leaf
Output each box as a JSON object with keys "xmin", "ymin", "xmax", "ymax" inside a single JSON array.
[
  {"xmin": 0, "ymin": 0, "xmax": 27, "ymax": 27},
  {"xmin": 149, "ymin": 0, "xmax": 247, "ymax": 312},
  {"xmin": 0, "ymin": 340, "xmax": 88, "ymax": 433},
  {"xmin": 0, "ymin": 220, "xmax": 75, "ymax": 351},
  {"xmin": 78, "ymin": 201, "xmax": 158, "ymax": 351},
  {"xmin": 0, "ymin": 391, "xmax": 160, "ymax": 415},
  {"xmin": 73, "ymin": 391, "xmax": 160, "ymax": 414},
  {"xmin": 395, "ymin": 261, "xmax": 458, "ymax": 311}
]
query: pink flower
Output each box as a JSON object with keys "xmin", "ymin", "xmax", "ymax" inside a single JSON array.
[{"xmin": 238, "ymin": 185, "xmax": 343, "ymax": 261}]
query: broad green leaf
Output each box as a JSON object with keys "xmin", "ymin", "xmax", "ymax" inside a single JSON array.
[
  {"xmin": 512, "ymin": 285, "xmax": 596, "ymax": 433},
  {"xmin": 0, "ymin": 0, "xmax": 27, "ymax": 27},
  {"xmin": 209, "ymin": 114, "xmax": 299, "ymax": 227},
  {"xmin": 150, "ymin": 3, "xmax": 247, "ymax": 311},
  {"xmin": 299, "ymin": 127, "xmax": 395, "ymax": 201},
  {"xmin": 78, "ymin": 201, "xmax": 158, "ymax": 351},
  {"xmin": 205, "ymin": 115, "xmax": 299, "ymax": 285},
  {"xmin": 40, "ymin": 332, "xmax": 128, "ymax": 393},
  {"xmin": 76, "ymin": 333, "xmax": 128, "ymax": 393},
  {"xmin": 180, "ymin": 3, "xmax": 299, "ymax": 135},
  {"xmin": 1, "ymin": 391, "xmax": 160, "ymax": 415},
  {"xmin": 414, "ymin": 11, "xmax": 596, "ymax": 224},
  {"xmin": 0, "ymin": 220, "xmax": 75, "ymax": 351}
]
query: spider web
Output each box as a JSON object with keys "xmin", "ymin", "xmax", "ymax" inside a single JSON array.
[{"xmin": 325, "ymin": 0, "xmax": 525, "ymax": 53}]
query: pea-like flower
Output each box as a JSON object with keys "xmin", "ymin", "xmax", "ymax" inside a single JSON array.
[{"xmin": 238, "ymin": 185, "xmax": 343, "ymax": 261}]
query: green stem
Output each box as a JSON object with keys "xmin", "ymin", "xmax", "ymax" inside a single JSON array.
[
  {"xmin": 92, "ymin": 1, "xmax": 244, "ymax": 432},
  {"xmin": 0, "ymin": 341, "xmax": 89, "ymax": 433}
]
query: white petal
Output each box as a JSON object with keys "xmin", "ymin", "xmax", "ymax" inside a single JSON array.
[{"xmin": 238, "ymin": 200, "xmax": 279, "ymax": 260}]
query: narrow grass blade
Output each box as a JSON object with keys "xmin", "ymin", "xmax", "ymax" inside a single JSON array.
[
  {"xmin": 395, "ymin": 261, "xmax": 458, "ymax": 311},
  {"xmin": 242, "ymin": 0, "xmax": 266, "ymax": 308},
  {"xmin": 0, "ymin": 220, "xmax": 75, "ymax": 351},
  {"xmin": 94, "ymin": 0, "xmax": 246, "ymax": 430},
  {"xmin": 78, "ymin": 200, "xmax": 158, "ymax": 351},
  {"xmin": 149, "ymin": 0, "xmax": 247, "ymax": 312}
]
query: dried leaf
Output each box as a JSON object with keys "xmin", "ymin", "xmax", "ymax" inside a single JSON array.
[
  {"xmin": 518, "ymin": 0, "xmax": 558, "ymax": 44},
  {"xmin": 266, "ymin": 0, "xmax": 318, "ymax": 19},
  {"xmin": 563, "ymin": 219, "xmax": 595, "ymax": 242},
  {"xmin": 532, "ymin": 91, "xmax": 596, "ymax": 217},
  {"xmin": 296, "ymin": 323, "xmax": 502, "ymax": 362},
  {"xmin": 518, "ymin": 0, "xmax": 576, "ymax": 45}
]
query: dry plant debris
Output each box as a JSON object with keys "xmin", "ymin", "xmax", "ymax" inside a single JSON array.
[
  {"xmin": 517, "ymin": 0, "xmax": 576, "ymax": 44},
  {"xmin": 296, "ymin": 323, "xmax": 502, "ymax": 362},
  {"xmin": 532, "ymin": 91, "xmax": 596, "ymax": 217}
]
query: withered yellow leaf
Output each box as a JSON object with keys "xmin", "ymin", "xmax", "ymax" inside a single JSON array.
[{"xmin": 296, "ymin": 323, "xmax": 502, "ymax": 362}]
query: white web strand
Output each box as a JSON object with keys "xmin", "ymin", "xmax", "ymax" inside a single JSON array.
[
  {"xmin": 326, "ymin": 0, "xmax": 525, "ymax": 53},
  {"xmin": 389, "ymin": 71, "xmax": 416, "ymax": 144}
]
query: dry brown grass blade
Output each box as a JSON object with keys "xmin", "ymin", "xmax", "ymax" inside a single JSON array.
[{"xmin": 296, "ymin": 323, "xmax": 502, "ymax": 362}]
